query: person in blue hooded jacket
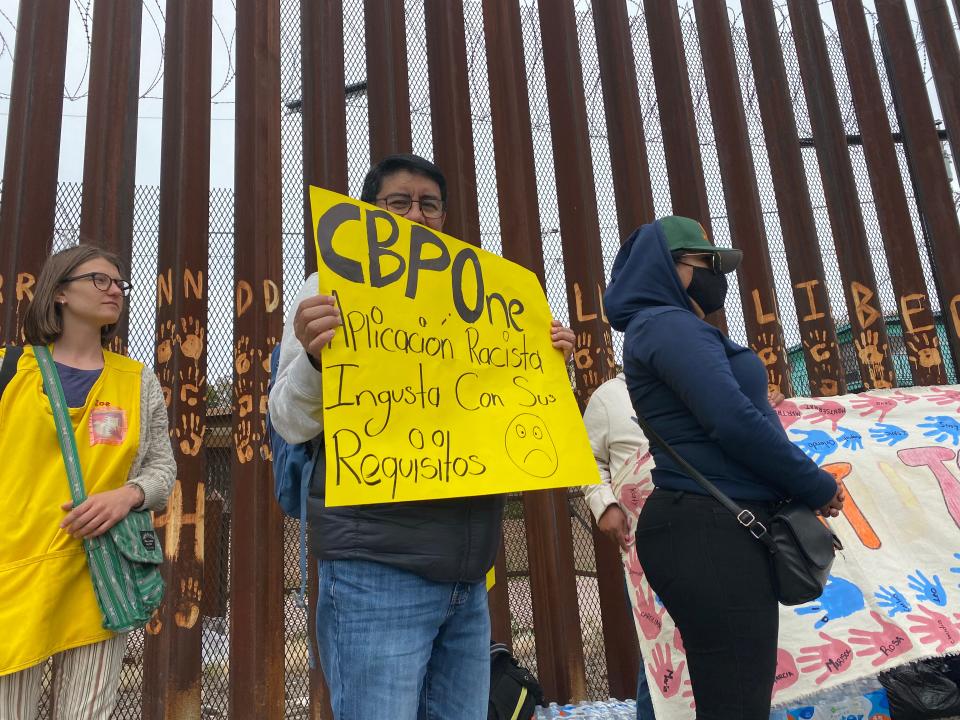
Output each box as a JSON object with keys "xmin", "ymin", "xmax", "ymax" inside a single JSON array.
[{"xmin": 603, "ymin": 217, "xmax": 843, "ymax": 719}]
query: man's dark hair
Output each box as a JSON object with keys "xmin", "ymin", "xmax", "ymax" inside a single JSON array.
[{"xmin": 359, "ymin": 153, "xmax": 447, "ymax": 205}]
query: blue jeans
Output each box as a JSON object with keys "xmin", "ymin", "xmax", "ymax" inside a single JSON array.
[
  {"xmin": 637, "ymin": 657, "xmax": 656, "ymax": 719},
  {"xmin": 316, "ymin": 559, "xmax": 491, "ymax": 720}
]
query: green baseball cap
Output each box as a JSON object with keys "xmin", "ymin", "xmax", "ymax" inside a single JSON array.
[{"xmin": 659, "ymin": 216, "xmax": 742, "ymax": 274}]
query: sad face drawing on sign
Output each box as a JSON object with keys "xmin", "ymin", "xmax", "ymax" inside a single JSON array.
[{"xmin": 504, "ymin": 413, "xmax": 559, "ymax": 478}]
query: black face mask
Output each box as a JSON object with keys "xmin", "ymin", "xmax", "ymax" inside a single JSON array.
[{"xmin": 686, "ymin": 267, "xmax": 728, "ymax": 315}]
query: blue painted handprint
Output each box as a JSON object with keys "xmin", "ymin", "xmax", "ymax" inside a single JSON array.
[
  {"xmin": 794, "ymin": 574, "xmax": 866, "ymax": 628},
  {"xmin": 918, "ymin": 416, "xmax": 960, "ymax": 446},
  {"xmin": 908, "ymin": 570, "xmax": 948, "ymax": 606},
  {"xmin": 790, "ymin": 429, "xmax": 839, "ymax": 464},
  {"xmin": 836, "ymin": 426, "xmax": 863, "ymax": 451},
  {"xmin": 869, "ymin": 423, "xmax": 909, "ymax": 447},
  {"xmin": 874, "ymin": 585, "xmax": 911, "ymax": 617}
]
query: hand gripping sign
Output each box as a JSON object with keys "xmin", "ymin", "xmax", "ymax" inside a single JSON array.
[{"xmin": 309, "ymin": 186, "xmax": 597, "ymax": 506}]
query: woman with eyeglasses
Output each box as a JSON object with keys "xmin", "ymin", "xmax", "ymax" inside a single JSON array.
[
  {"xmin": 0, "ymin": 245, "xmax": 175, "ymax": 719},
  {"xmin": 603, "ymin": 217, "xmax": 843, "ymax": 719}
]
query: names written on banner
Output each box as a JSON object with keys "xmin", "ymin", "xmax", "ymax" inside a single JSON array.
[{"xmin": 309, "ymin": 186, "xmax": 596, "ymax": 507}]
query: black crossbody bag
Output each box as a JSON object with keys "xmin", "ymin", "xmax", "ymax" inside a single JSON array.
[{"xmin": 633, "ymin": 414, "xmax": 841, "ymax": 606}]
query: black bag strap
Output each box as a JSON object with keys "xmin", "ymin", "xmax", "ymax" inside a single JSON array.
[
  {"xmin": 0, "ymin": 345, "xmax": 23, "ymax": 400},
  {"xmin": 631, "ymin": 413, "xmax": 779, "ymax": 553}
]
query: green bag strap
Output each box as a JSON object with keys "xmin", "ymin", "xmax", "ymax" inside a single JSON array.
[{"xmin": 34, "ymin": 345, "xmax": 88, "ymax": 507}]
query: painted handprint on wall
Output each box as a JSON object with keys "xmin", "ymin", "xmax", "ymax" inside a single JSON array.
[
  {"xmin": 874, "ymin": 585, "xmax": 911, "ymax": 617},
  {"xmin": 794, "ymin": 575, "xmax": 865, "ymax": 628},
  {"xmin": 847, "ymin": 611, "xmax": 913, "ymax": 667},
  {"xmin": 907, "ymin": 570, "xmax": 947, "ymax": 606},
  {"xmin": 790, "ymin": 428, "xmax": 839, "ymax": 464},
  {"xmin": 907, "ymin": 335, "xmax": 943, "ymax": 371},
  {"xmin": 918, "ymin": 416, "xmax": 960, "ymax": 446},
  {"xmin": 869, "ymin": 423, "xmax": 909, "ymax": 447},
  {"xmin": 835, "ymin": 426, "xmax": 863, "ymax": 451},
  {"xmin": 796, "ymin": 632, "xmax": 854, "ymax": 684},
  {"xmin": 906, "ymin": 605, "xmax": 960, "ymax": 654},
  {"xmin": 800, "ymin": 400, "xmax": 846, "ymax": 432}
]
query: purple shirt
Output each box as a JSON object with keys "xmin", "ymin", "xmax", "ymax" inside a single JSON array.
[{"xmin": 55, "ymin": 361, "xmax": 102, "ymax": 408}]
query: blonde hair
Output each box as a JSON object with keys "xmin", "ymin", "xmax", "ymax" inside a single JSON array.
[{"xmin": 23, "ymin": 245, "xmax": 126, "ymax": 347}]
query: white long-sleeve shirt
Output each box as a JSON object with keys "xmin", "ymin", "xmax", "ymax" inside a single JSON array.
[
  {"xmin": 269, "ymin": 272, "xmax": 326, "ymax": 444},
  {"xmin": 582, "ymin": 373, "xmax": 649, "ymax": 522}
]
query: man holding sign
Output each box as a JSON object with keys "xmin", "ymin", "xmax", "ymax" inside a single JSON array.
[{"xmin": 270, "ymin": 154, "xmax": 580, "ymax": 719}]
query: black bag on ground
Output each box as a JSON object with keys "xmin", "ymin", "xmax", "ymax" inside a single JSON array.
[
  {"xmin": 488, "ymin": 642, "xmax": 544, "ymax": 720},
  {"xmin": 880, "ymin": 658, "xmax": 960, "ymax": 719}
]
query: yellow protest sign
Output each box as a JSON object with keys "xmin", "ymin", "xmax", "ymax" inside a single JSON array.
[{"xmin": 309, "ymin": 186, "xmax": 597, "ymax": 506}]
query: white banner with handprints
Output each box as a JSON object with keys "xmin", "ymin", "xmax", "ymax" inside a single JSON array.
[{"xmin": 616, "ymin": 386, "xmax": 960, "ymax": 719}]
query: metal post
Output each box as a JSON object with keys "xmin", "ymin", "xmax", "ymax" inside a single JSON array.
[
  {"xmin": 831, "ymin": 0, "xmax": 947, "ymax": 385},
  {"xmin": 79, "ymin": 1, "xmax": 142, "ymax": 267},
  {"xmin": 425, "ymin": 0, "xmax": 481, "ymax": 247},
  {"xmin": 230, "ymin": 0, "xmax": 286, "ymax": 717},
  {"xmin": 788, "ymin": 0, "xmax": 897, "ymax": 390},
  {"xmin": 643, "ymin": 0, "xmax": 710, "ymax": 230},
  {"xmin": 644, "ymin": 0, "xmax": 728, "ymax": 331},
  {"xmin": 693, "ymin": 0, "xmax": 793, "ymax": 396},
  {"xmin": 915, "ymin": 0, "xmax": 960, "ymax": 207},
  {"xmin": 875, "ymin": 0, "xmax": 960, "ymax": 368},
  {"xmin": 365, "ymin": 0, "xmax": 412, "ymax": 161},
  {"xmin": 0, "ymin": 1, "xmax": 69, "ymax": 344},
  {"xmin": 538, "ymin": 0, "xmax": 622, "ymax": 700},
  {"xmin": 301, "ymin": 3, "xmax": 346, "ymax": 715},
  {"xmin": 483, "ymin": 0, "xmax": 587, "ymax": 702},
  {"xmin": 740, "ymin": 0, "xmax": 847, "ymax": 396},
  {"xmin": 140, "ymin": 2, "xmax": 211, "ymax": 717},
  {"xmin": 592, "ymin": 2, "xmax": 655, "ymax": 237},
  {"xmin": 301, "ymin": 0, "xmax": 347, "ymax": 274}
]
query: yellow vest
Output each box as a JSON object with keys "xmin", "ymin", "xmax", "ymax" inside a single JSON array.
[{"xmin": 0, "ymin": 346, "xmax": 143, "ymax": 675}]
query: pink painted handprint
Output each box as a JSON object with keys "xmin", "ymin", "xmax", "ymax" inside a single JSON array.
[
  {"xmin": 633, "ymin": 585, "xmax": 665, "ymax": 641},
  {"xmin": 631, "ymin": 448, "xmax": 654, "ymax": 476},
  {"xmin": 772, "ymin": 648, "xmax": 800, "ymax": 698},
  {"xmin": 847, "ymin": 611, "xmax": 913, "ymax": 666},
  {"xmin": 907, "ymin": 605, "xmax": 960, "ymax": 654},
  {"xmin": 797, "ymin": 632, "xmax": 854, "ymax": 684},
  {"xmin": 648, "ymin": 643, "xmax": 685, "ymax": 699},
  {"xmin": 672, "ymin": 627, "xmax": 685, "ymax": 655},
  {"xmin": 850, "ymin": 393, "xmax": 898, "ymax": 423},
  {"xmin": 681, "ymin": 675, "xmax": 695, "ymax": 710},
  {"xmin": 801, "ymin": 400, "xmax": 847, "ymax": 432},
  {"xmin": 928, "ymin": 387, "xmax": 960, "ymax": 410},
  {"xmin": 624, "ymin": 547, "xmax": 644, "ymax": 596},
  {"xmin": 892, "ymin": 390, "xmax": 920, "ymax": 404},
  {"xmin": 776, "ymin": 399, "xmax": 803, "ymax": 431},
  {"xmin": 618, "ymin": 479, "xmax": 652, "ymax": 518}
]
